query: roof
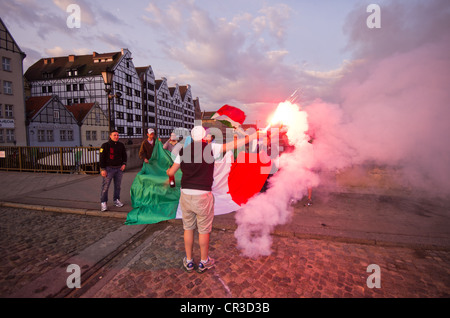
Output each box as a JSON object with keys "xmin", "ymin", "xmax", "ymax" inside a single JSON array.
[
  {"xmin": 66, "ymin": 103, "xmax": 98, "ymax": 123},
  {"xmin": 25, "ymin": 96, "xmax": 53, "ymax": 120},
  {"xmin": 24, "ymin": 51, "xmax": 122, "ymax": 81},
  {"xmin": 0, "ymin": 18, "xmax": 26, "ymax": 56}
]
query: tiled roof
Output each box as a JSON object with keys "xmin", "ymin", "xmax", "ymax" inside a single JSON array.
[
  {"xmin": 66, "ymin": 103, "xmax": 97, "ymax": 123},
  {"xmin": 25, "ymin": 95, "xmax": 53, "ymax": 119},
  {"xmin": 24, "ymin": 51, "xmax": 122, "ymax": 81}
]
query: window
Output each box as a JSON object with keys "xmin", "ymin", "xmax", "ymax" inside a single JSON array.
[
  {"xmin": 91, "ymin": 131, "xmax": 97, "ymax": 140},
  {"xmin": 2, "ymin": 57, "xmax": 11, "ymax": 71},
  {"xmin": 79, "ymin": 83, "xmax": 84, "ymax": 91},
  {"xmin": 6, "ymin": 129, "xmax": 14, "ymax": 143},
  {"xmin": 67, "ymin": 130, "xmax": 73, "ymax": 141},
  {"xmin": 126, "ymin": 87, "xmax": 132, "ymax": 96},
  {"xmin": 46, "ymin": 130, "xmax": 54, "ymax": 142},
  {"xmin": 38, "ymin": 130, "xmax": 45, "ymax": 142},
  {"xmin": 42, "ymin": 86, "xmax": 47, "ymax": 93},
  {"xmin": 101, "ymin": 131, "xmax": 108, "ymax": 140},
  {"xmin": 3, "ymin": 81, "xmax": 12, "ymax": 94},
  {"xmin": 67, "ymin": 84, "xmax": 71, "ymax": 92},
  {"xmin": 5, "ymin": 105, "xmax": 13, "ymax": 118},
  {"xmin": 126, "ymin": 74, "xmax": 132, "ymax": 83},
  {"xmin": 73, "ymin": 84, "xmax": 78, "ymax": 91},
  {"xmin": 0, "ymin": 104, "xmax": 2, "ymax": 117},
  {"xmin": 0, "ymin": 129, "xmax": 3, "ymax": 143},
  {"xmin": 60, "ymin": 130, "xmax": 67, "ymax": 141},
  {"xmin": 53, "ymin": 110, "xmax": 60, "ymax": 120},
  {"xmin": 86, "ymin": 131, "xmax": 91, "ymax": 140}
]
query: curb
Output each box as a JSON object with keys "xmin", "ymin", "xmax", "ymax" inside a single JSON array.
[
  {"xmin": 3, "ymin": 201, "xmax": 450, "ymax": 252},
  {"xmin": 0, "ymin": 201, "xmax": 128, "ymax": 219}
]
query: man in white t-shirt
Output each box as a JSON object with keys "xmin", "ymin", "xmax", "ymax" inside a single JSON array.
[{"xmin": 167, "ymin": 126, "xmax": 259, "ymax": 273}]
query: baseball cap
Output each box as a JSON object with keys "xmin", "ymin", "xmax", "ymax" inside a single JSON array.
[{"xmin": 191, "ymin": 126, "xmax": 206, "ymax": 141}]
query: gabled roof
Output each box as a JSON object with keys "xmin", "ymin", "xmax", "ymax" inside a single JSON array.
[
  {"xmin": 25, "ymin": 96, "xmax": 53, "ymax": 120},
  {"xmin": 169, "ymin": 86, "xmax": 180, "ymax": 97},
  {"xmin": 24, "ymin": 51, "xmax": 122, "ymax": 81},
  {"xmin": 178, "ymin": 85, "xmax": 191, "ymax": 100},
  {"xmin": 0, "ymin": 18, "xmax": 26, "ymax": 57},
  {"xmin": 66, "ymin": 103, "xmax": 99, "ymax": 123}
]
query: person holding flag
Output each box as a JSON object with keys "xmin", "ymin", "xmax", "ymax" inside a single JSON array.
[{"xmin": 167, "ymin": 122, "xmax": 262, "ymax": 273}]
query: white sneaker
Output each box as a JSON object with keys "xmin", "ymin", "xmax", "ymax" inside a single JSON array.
[
  {"xmin": 101, "ymin": 202, "xmax": 108, "ymax": 212},
  {"xmin": 114, "ymin": 199, "xmax": 124, "ymax": 207}
]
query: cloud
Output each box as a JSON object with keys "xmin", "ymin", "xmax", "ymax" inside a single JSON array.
[
  {"xmin": 141, "ymin": 1, "xmax": 332, "ymax": 119},
  {"xmin": 44, "ymin": 46, "xmax": 91, "ymax": 57}
]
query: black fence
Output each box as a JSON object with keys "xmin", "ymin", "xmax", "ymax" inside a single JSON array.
[{"xmin": 0, "ymin": 146, "xmax": 101, "ymax": 174}]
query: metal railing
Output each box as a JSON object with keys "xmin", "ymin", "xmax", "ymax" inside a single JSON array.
[{"xmin": 0, "ymin": 146, "xmax": 101, "ymax": 174}]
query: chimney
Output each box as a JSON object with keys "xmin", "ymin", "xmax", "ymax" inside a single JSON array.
[
  {"xmin": 68, "ymin": 55, "xmax": 75, "ymax": 62},
  {"xmin": 44, "ymin": 59, "xmax": 48, "ymax": 65},
  {"xmin": 93, "ymin": 52, "xmax": 98, "ymax": 57},
  {"xmin": 50, "ymin": 58, "xmax": 55, "ymax": 63}
]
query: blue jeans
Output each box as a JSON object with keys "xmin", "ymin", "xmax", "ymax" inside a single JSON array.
[{"xmin": 100, "ymin": 167, "xmax": 123, "ymax": 203}]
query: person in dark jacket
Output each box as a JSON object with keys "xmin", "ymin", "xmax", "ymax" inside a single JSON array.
[
  {"xmin": 100, "ymin": 130, "xmax": 127, "ymax": 212},
  {"xmin": 139, "ymin": 128, "xmax": 156, "ymax": 163}
]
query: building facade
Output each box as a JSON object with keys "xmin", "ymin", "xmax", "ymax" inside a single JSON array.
[
  {"xmin": 66, "ymin": 102, "xmax": 109, "ymax": 147},
  {"xmin": 155, "ymin": 77, "xmax": 172, "ymax": 139},
  {"xmin": 25, "ymin": 95, "xmax": 80, "ymax": 147},
  {"xmin": 136, "ymin": 66, "xmax": 157, "ymax": 135},
  {"xmin": 179, "ymin": 85, "xmax": 195, "ymax": 129},
  {"xmin": 0, "ymin": 18, "xmax": 27, "ymax": 146},
  {"xmin": 25, "ymin": 48, "xmax": 200, "ymax": 142}
]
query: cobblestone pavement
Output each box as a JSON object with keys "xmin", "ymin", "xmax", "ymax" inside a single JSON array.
[
  {"xmin": 92, "ymin": 224, "xmax": 450, "ymax": 298},
  {"xmin": 1, "ymin": 207, "xmax": 449, "ymax": 299},
  {"xmin": 0, "ymin": 207, "xmax": 124, "ymax": 297}
]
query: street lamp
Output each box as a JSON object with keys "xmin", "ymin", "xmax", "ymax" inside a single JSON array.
[{"xmin": 101, "ymin": 68, "xmax": 121, "ymax": 133}]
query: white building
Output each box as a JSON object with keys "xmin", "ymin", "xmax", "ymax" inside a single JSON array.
[
  {"xmin": 25, "ymin": 49, "xmax": 144, "ymax": 140},
  {"xmin": 25, "ymin": 48, "xmax": 200, "ymax": 142},
  {"xmin": 25, "ymin": 95, "xmax": 80, "ymax": 147},
  {"xmin": 136, "ymin": 65, "xmax": 157, "ymax": 135}
]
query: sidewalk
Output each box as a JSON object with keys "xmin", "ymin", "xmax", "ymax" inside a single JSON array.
[{"xmin": 1, "ymin": 168, "xmax": 449, "ymax": 250}]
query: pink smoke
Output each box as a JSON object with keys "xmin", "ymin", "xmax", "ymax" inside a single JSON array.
[{"xmin": 234, "ymin": 0, "xmax": 450, "ymax": 257}]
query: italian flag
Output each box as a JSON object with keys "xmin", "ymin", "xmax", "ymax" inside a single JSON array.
[
  {"xmin": 210, "ymin": 104, "xmax": 246, "ymax": 128},
  {"xmin": 125, "ymin": 140, "xmax": 271, "ymax": 225}
]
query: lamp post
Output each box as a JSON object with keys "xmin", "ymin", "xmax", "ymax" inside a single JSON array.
[{"xmin": 101, "ymin": 68, "xmax": 121, "ymax": 133}]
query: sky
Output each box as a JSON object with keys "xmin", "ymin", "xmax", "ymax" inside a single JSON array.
[{"xmin": 2, "ymin": 0, "xmax": 372, "ymax": 124}]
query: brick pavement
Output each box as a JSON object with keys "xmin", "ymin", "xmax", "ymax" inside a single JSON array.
[
  {"xmin": 0, "ymin": 207, "xmax": 124, "ymax": 297},
  {"xmin": 91, "ymin": 223, "xmax": 450, "ymax": 298},
  {"xmin": 1, "ymin": 207, "xmax": 449, "ymax": 299}
]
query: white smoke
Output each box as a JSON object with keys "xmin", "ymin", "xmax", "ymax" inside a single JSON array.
[
  {"xmin": 234, "ymin": 0, "xmax": 450, "ymax": 257},
  {"xmin": 234, "ymin": 102, "xmax": 320, "ymax": 258}
]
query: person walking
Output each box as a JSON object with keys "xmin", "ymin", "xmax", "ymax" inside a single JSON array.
[
  {"xmin": 139, "ymin": 128, "xmax": 156, "ymax": 163},
  {"xmin": 100, "ymin": 130, "xmax": 127, "ymax": 212}
]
